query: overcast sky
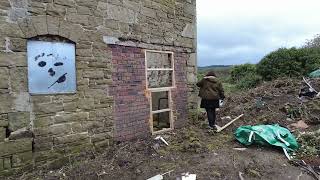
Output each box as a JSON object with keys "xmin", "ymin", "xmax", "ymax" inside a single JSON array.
[{"xmin": 197, "ymin": 0, "xmax": 320, "ymax": 66}]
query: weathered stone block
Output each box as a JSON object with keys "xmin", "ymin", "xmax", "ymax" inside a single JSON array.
[
  {"xmin": 11, "ymin": 151, "xmax": 33, "ymax": 168},
  {"xmin": 33, "ymin": 116, "xmax": 53, "ymax": 128},
  {"xmin": 0, "ymin": 52, "xmax": 27, "ymax": 67},
  {"xmin": 75, "ymin": 0, "xmax": 97, "ymax": 8},
  {"xmin": 0, "ymin": 127, "xmax": 6, "ymax": 142},
  {"xmin": 0, "ymin": 95, "xmax": 13, "ymax": 114},
  {"xmin": 182, "ymin": 23, "xmax": 195, "ymax": 38},
  {"xmin": 71, "ymin": 122, "xmax": 83, "ymax": 133},
  {"xmin": 50, "ymin": 123, "xmax": 72, "ymax": 135},
  {"xmin": 65, "ymin": 24, "xmax": 82, "ymax": 43},
  {"xmin": 67, "ymin": 14, "xmax": 89, "ymax": 26},
  {"xmin": 187, "ymin": 53, "xmax": 196, "ymax": 67},
  {"xmin": 33, "ymin": 102, "xmax": 64, "ymax": 114},
  {"xmin": 54, "ymin": 0, "xmax": 75, "ymax": 7},
  {"xmin": 63, "ymin": 102, "xmax": 77, "ymax": 112},
  {"xmin": 33, "ymin": 136, "xmax": 53, "ymax": 151},
  {"xmin": 46, "ymin": 16, "xmax": 60, "ymax": 35},
  {"xmin": 3, "ymin": 157, "xmax": 11, "ymax": 170},
  {"xmin": 83, "ymin": 70, "xmax": 104, "ymax": 79},
  {"xmin": 91, "ymin": 132, "xmax": 112, "ymax": 143},
  {"xmin": 0, "ymin": 120, "xmax": 8, "ymax": 127},
  {"xmin": 58, "ymin": 20, "xmax": 71, "ymax": 39},
  {"xmin": 9, "ymin": 38, "xmax": 27, "ymax": 52},
  {"xmin": 34, "ymin": 150, "xmax": 60, "ymax": 164},
  {"xmin": 76, "ymin": 6, "xmax": 92, "ymax": 15},
  {"xmin": 46, "ymin": 3, "xmax": 66, "ymax": 17},
  {"xmin": 12, "ymin": 92, "xmax": 30, "ymax": 112},
  {"xmin": 8, "ymin": 112, "xmax": 30, "ymax": 131},
  {"xmin": 31, "ymin": 15, "xmax": 48, "ymax": 35},
  {"xmin": 106, "ymin": 4, "xmax": 137, "ymax": 24},
  {"xmin": 0, "ymin": 138, "xmax": 32, "ymax": 157},
  {"xmin": 94, "ymin": 139, "xmax": 110, "ymax": 148},
  {"xmin": 141, "ymin": 7, "xmax": 156, "ymax": 19},
  {"xmin": 0, "ymin": 68, "xmax": 9, "ymax": 89},
  {"xmin": 54, "ymin": 133, "xmax": 89, "ymax": 145},
  {"xmin": 8, "ymin": 127, "xmax": 33, "ymax": 140},
  {"xmin": 0, "ymin": 19, "xmax": 24, "ymax": 38},
  {"xmin": 17, "ymin": 17, "xmax": 37, "ymax": 38},
  {"xmin": 30, "ymin": 96, "xmax": 52, "ymax": 104},
  {"xmin": 78, "ymin": 98, "xmax": 95, "ymax": 110},
  {"xmin": 53, "ymin": 112, "xmax": 88, "ymax": 123},
  {"xmin": 0, "ymin": 158, "xmax": 3, "ymax": 171},
  {"xmin": 9, "ymin": 67, "xmax": 28, "ymax": 92}
]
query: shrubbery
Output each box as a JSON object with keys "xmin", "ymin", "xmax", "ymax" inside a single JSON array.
[
  {"xmin": 256, "ymin": 47, "xmax": 320, "ymax": 81},
  {"xmin": 230, "ymin": 64, "xmax": 262, "ymax": 89}
]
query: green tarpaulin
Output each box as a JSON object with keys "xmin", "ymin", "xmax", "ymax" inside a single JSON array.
[
  {"xmin": 235, "ymin": 124, "xmax": 299, "ymax": 153},
  {"xmin": 309, "ymin": 69, "xmax": 320, "ymax": 78}
]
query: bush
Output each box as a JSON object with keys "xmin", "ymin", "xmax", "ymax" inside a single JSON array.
[
  {"xmin": 257, "ymin": 47, "xmax": 320, "ymax": 81},
  {"xmin": 236, "ymin": 73, "xmax": 262, "ymax": 89},
  {"xmin": 230, "ymin": 64, "xmax": 257, "ymax": 82}
]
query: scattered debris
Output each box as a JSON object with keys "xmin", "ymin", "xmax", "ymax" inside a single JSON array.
[
  {"xmin": 303, "ymin": 77, "xmax": 318, "ymax": 94},
  {"xmin": 221, "ymin": 116, "xmax": 231, "ymax": 120},
  {"xmin": 147, "ymin": 174, "xmax": 164, "ymax": 180},
  {"xmin": 155, "ymin": 136, "xmax": 169, "ymax": 146},
  {"xmin": 290, "ymin": 160, "xmax": 320, "ymax": 180},
  {"xmin": 233, "ymin": 148, "xmax": 247, "ymax": 151},
  {"xmin": 216, "ymin": 114, "xmax": 244, "ymax": 132},
  {"xmin": 289, "ymin": 120, "xmax": 309, "ymax": 130},
  {"xmin": 238, "ymin": 171, "xmax": 245, "ymax": 180},
  {"xmin": 147, "ymin": 170, "xmax": 174, "ymax": 180},
  {"xmin": 176, "ymin": 172, "xmax": 197, "ymax": 180}
]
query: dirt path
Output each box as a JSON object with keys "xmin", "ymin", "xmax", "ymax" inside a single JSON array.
[{"xmin": 8, "ymin": 126, "xmax": 316, "ymax": 180}]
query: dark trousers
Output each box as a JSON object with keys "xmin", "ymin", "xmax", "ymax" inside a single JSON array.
[{"xmin": 205, "ymin": 108, "xmax": 216, "ymax": 127}]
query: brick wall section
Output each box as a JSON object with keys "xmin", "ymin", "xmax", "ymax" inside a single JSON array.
[
  {"xmin": 110, "ymin": 45, "xmax": 189, "ymax": 140},
  {"xmin": 109, "ymin": 45, "xmax": 150, "ymax": 141},
  {"xmin": 172, "ymin": 53, "xmax": 189, "ymax": 128}
]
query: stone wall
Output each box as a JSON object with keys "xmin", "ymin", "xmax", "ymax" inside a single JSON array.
[{"xmin": 0, "ymin": 0, "xmax": 196, "ymax": 175}]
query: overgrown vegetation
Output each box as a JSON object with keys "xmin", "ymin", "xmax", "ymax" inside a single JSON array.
[
  {"xmin": 230, "ymin": 64, "xmax": 262, "ymax": 89},
  {"xmin": 257, "ymin": 47, "xmax": 320, "ymax": 80}
]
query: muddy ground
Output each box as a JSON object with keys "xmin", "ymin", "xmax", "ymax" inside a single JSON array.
[{"xmin": 6, "ymin": 78, "xmax": 320, "ymax": 180}]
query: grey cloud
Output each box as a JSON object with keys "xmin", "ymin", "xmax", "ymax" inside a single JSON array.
[{"xmin": 197, "ymin": 17, "xmax": 316, "ymax": 66}]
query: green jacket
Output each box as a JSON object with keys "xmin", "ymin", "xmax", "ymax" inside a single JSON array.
[{"xmin": 196, "ymin": 76, "xmax": 225, "ymax": 100}]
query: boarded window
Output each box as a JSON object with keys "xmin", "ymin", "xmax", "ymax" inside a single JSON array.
[{"xmin": 27, "ymin": 40, "xmax": 76, "ymax": 94}]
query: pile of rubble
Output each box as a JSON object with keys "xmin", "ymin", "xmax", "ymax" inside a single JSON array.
[{"xmin": 217, "ymin": 78, "xmax": 320, "ymax": 130}]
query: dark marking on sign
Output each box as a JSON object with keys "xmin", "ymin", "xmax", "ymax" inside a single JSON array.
[
  {"xmin": 38, "ymin": 61, "xmax": 46, "ymax": 67},
  {"xmin": 48, "ymin": 73, "xmax": 67, "ymax": 89},
  {"xmin": 54, "ymin": 62, "xmax": 64, "ymax": 66},
  {"xmin": 48, "ymin": 68, "xmax": 55, "ymax": 77}
]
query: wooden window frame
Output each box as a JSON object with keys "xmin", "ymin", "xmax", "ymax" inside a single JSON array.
[{"xmin": 145, "ymin": 50, "xmax": 175, "ymax": 135}]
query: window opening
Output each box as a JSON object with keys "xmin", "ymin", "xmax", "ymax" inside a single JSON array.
[{"xmin": 146, "ymin": 50, "xmax": 175, "ymax": 134}]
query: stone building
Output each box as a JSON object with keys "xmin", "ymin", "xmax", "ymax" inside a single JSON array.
[{"xmin": 0, "ymin": 0, "xmax": 197, "ymax": 174}]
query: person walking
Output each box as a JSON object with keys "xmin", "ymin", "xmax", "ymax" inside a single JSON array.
[{"xmin": 197, "ymin": 71, "xmax": 225, "ymax": 130}]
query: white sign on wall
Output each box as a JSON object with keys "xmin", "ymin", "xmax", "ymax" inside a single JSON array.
[{"xmin": 27, "ymin": 40, "xmax": 76, "ymax": 94}]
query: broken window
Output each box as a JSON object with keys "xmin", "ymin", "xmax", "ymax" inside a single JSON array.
[
  {"xmin": 146, "ymin": 50, "xmax": 174, "ymax": 133},
  {"xmin": 146, "ymin": 51, "xmax": 174, "ymax": 89}
]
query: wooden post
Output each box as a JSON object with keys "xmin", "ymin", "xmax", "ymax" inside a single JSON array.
[{"xmin": 217, "ymin": 114, "xmax": 244, "ymax": 132}]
